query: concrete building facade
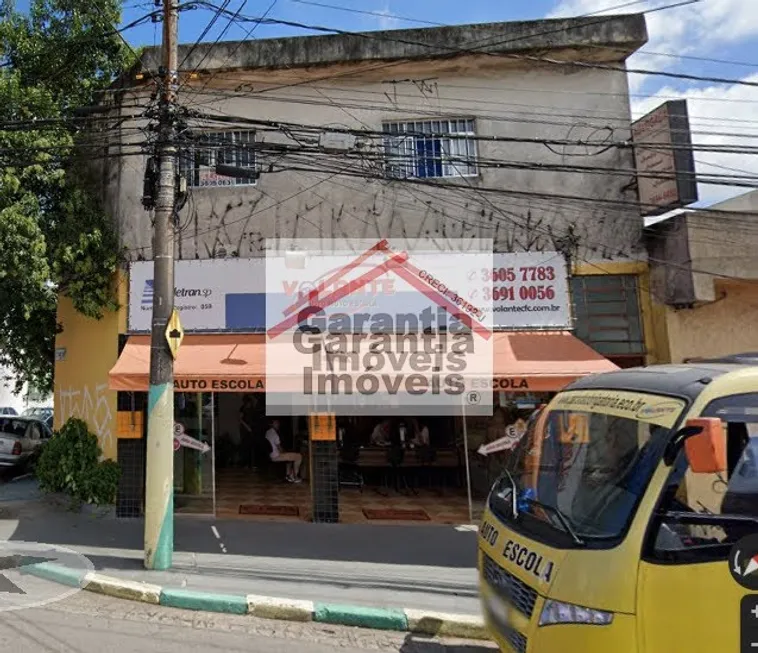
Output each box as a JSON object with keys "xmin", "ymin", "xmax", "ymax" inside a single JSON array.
[
  {"xmin": 112, "ymin": 16, "xmax": 647, "ymax": 264},
  {"xmin": 647, "ymin": 189, "xmax": 758, "ymax": 363},
  {"xmin": 53, "ymin": 15, "xmax": 660, "ymax": 518}
]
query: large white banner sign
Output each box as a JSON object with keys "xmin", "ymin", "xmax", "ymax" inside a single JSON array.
[
  {"xmin": 128, "ymin": 259, "xmax": 266, "ymax": 332},
  {"xmin": 128, "ymin": 251, "xmax": 571, "ymax": 333},
  {"xmin": 265, "ymin": 238, "xmax": 494, "ymax": 417},
  {"xmin": 486, "ymin": 251, "xmax": 571, "ymax": 329}
]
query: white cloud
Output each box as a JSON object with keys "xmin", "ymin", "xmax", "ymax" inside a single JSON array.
[
  {"xmin": 374, "ymin": 6, "xmax": 401, "ymax": 31},
  {"xmin": 548, "ymin": 0, "xmax": 758, "ymax": 205},
  {"xmin": 550, "ymin": 0, "xmax": 758, "ymax": 48},
  {"xmin": 549, "ymin": 0, "xmax": 758, "ymax": 91}
]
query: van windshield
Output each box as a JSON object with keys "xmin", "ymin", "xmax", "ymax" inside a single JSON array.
[{"xmin": 490, "ymin": 390, "xmax": 686, "ymax": 544}]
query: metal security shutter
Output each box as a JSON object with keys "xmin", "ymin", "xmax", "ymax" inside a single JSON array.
[{"xmin": 571, "ymin": 275, "xmax": 646, "ymax": 357}]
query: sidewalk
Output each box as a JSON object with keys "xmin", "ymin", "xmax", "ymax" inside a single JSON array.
[{"xmin": 0, "ymin": 486, "xmax": 481, "ymax": 616}]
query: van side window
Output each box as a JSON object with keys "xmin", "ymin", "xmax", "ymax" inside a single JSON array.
[{"xmin": 646, "ymin": 393, "xmax": 758, "ymax": 564}]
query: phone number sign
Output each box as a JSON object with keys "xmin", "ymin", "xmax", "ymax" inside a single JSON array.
[{"xmin": 486, "ymin": 252, "xmax": 571, "ymax": 329}]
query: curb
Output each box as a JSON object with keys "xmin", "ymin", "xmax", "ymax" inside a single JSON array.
[
  {"xmin": 22, "ymin": 561, "xmax": 87, "ymax": 588},
  {"xmin": 315, "ymin": 603, "xmax": 408, "ymax": 631},
  {"xmin": 23, "ymin": 562, "xmax": 489, "ymax": 640}
]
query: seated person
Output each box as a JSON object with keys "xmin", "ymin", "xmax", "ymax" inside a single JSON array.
[
  {"xmin": 370, "ymin": 419, "xmax": 391, "ymax": 446},
  {"xmin": 266, "ymin": 420, "xmax": 302, "ymax": 483}
]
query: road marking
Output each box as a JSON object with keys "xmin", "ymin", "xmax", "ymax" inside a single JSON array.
[{"xmin": 210, "ymin": 525, "xmax": 227, "ymax": 554}]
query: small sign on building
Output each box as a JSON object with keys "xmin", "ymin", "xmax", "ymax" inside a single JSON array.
[
  {"xmin": 165, "ymin": 309, "xmax": 184, "ymax": 360},
  {"xmin": 632, "ymin": 99, "xmax": 698, "ymax": 216},
  {"xmin": 309, "ymin": 413, "xmax": 336, "ymax": 441}
]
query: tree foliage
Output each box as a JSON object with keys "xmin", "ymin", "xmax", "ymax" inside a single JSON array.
[
  {"xmin": 36, "ymin": 417, "xmax": 121, "ymax": 506},
  {"xmin": 0, "ymin": 0, "xmax": 131, "ymax": 393}
]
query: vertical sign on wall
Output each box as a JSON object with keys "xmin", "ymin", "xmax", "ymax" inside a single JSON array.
[{"xmin": 632, "ymin": 99, "xmax": 698, "ymax": 216}]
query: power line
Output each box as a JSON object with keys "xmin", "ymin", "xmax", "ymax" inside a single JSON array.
[
  {"xmin": 187, "ymin": 111, "xmax": 758, "ymax": 158},
  {"xmin": 311, "ymin": 164, "xmax": 757, "ymax": 277},
  {"xmin": 176, "ymin": 76, "xmax": 758, "ymax": 151},
  {"xmin": 313, "ymin": 164, "xmax": 758, "ymax": 246},
  {"xmin": 91, "ymin": 5, "xmax": 162, "ymax": 87},
  {"xmin": 96, "ymin": 5, "xmax": 758, "ymax": 262},
  {"xmin": 254, "ymin": 159, "xmax": 758, "ymax": 218},
  {"xmin": 174, "ymin": 0, "xmax": 758, "ymax": 92},
  {"xmin": 183, "ymin": 75, "xmax": 758, "ymax": 122},
  {"xmin": 137, "ymin": 102, "xmax": 758, "ymax": 272},
  {"xmin": 165, "ymin": 136, "xmax": 758, "ymax": 246},
  {"xmin": 185, "ymin": 0, "xmax": 280, "ymax": 99},
  {"xmin": 288, "ymin": 0, "xmax": 446, "ymax": 27},
  {"xmin": 174, "ymin": 137, "xmax": 758, "ymax": 190},
  {"xmin": 291, "ymin": 0, "xmax": 758, "ymax": 71},
  {"xmin": 173, "ymin": 110, "xmax": 758, "ymax": 229},
  {"xmin": 178, "ymin": 86, "xmax": 758, "ymax": 143},
  {"xmin": 246, "ymin": 152, "xmax": 748, "ymax": 248},
  {"xmin": 178, "ymin": 0, "xmax": 232, "ymax": 72},
  {"xmin": 174, "ymin": 107, "xmax": 758, "ymax": 224},
  {"xmin": 176, "ymin": 0, "xmax": 694, "ymax": 106},
  {"xmin": 125, "ymin": 165, "xmax": 353, "ymax": 255},
  {"xmin": 155, "ymin": 159, "xmax": 752, "ymax": 289},
  {"xmin": 178, "ymin": 0, "xmax": 249, "ymax": 92}
]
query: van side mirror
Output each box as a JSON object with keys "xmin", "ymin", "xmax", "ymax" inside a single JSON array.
[
  {"xmin": 663, "ymin": 418, "xmax": 727, "ymax": 470},
  {"xmin": 682, "ymin": 418, "xmax": 726, "ymax": 474}
]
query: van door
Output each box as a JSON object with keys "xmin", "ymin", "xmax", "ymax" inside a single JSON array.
[{"xmin": 637, "ymin": 392, "xmax": 758, "ymax": 653}]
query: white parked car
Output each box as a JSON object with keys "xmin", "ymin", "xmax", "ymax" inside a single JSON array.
[
  {"xmin": 0, "ymin": 416, "xmax": 53, "ymax": 470},
  {"xmin": 22, "ymin": 407, "xmax": 53, "ymax": 429}
]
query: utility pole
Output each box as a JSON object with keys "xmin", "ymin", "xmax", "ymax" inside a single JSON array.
[{"xmin": 144, "ymin": 0, "xmax": 178, "ymax": 571}]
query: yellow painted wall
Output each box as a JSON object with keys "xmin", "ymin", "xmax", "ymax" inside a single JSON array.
[
  {"xmin": 664, "ymin": 280, "xmax": 758, "ymax": 363},
  {"xmin": 572, "ymin": 260, "xmax": 664, "ymax": 364},
  {"xmin": 53, "ymin": 271, "xmax": 127, "ymax": 460}
]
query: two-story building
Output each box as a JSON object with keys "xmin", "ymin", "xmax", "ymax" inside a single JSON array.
[{"xmin": 54, "ymin": 14, "xmax": 658, "ymax": 522}]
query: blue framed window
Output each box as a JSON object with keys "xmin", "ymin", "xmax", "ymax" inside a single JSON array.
[{"xmin": 383, "ymin": 119, "xmax": 478, "ymax": 179}]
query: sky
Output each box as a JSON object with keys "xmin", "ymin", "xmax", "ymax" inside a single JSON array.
[{"xmin": 118, "ymin": 0, "xmax": 758, "ymax": 209}]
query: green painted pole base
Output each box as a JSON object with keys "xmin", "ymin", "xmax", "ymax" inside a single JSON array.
[{"xmin": 145, "ymin": 382, "xmax": 174, "ymax": 570}]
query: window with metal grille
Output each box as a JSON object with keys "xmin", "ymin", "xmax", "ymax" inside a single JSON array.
[
  {"xmin": 179, "ymin": 130, "xmax": 256, "ymax": 188},
  {"xmin": 571, "ymin": 274, "xmax": 646, "ymax": 356},
  {"xmin": 382, "ymin": 119, "xmax": 478, "ymax": 179}
]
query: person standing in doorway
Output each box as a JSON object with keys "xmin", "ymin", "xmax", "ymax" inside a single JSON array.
[
  {"xmin": 239, "ymin": 394, "xmax": 258, "ymax": 470},
  {"xmin": 412, "ymin": 419, "xmax": 430, "ymax": 447},
  {"xmin": 266, "ymin": 419, "xmax": 303, "ymax": 483}
]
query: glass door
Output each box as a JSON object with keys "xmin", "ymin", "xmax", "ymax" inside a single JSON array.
[{"xmin": 173, "ymin": 392, "xmax": 216, "ymax": 514}]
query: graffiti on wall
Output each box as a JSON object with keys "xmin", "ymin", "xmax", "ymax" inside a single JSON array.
[{"xmin": 57, "ymin": 383, "xmax": 114, "ymax": 455}]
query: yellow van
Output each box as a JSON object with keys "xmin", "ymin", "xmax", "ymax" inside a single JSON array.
[{"xmin": 478, "ymin": 355, "xmax": 758, "ymax": 652}]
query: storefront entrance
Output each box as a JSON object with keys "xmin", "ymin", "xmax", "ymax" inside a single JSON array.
[
  {"xmin": 173, "ymin": 392, "xmax": 214, "ymax": 514},
  {"xmin": 174, "ymin": 390, "xmax": 475, "ymax": 523},
  {"xmin": 109, "ymin": 330, "xmax": 620, "ymax": 524}
]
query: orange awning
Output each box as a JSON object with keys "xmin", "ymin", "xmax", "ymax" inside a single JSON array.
[
  {"xmin": 110, "ymin": 331, "xmax": 616, "ymax": 394},
  {"xmin": 109, "ymin": 334, "xmax": 266, "ymax": 392},
  {"xmin": 492, "ymin": 331, "xmax": 618, "ymax": 392}
]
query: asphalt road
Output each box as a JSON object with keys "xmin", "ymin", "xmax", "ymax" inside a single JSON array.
[{"xmin": 0, "ymin": 591, "xmax": 496, "ymax": 653}]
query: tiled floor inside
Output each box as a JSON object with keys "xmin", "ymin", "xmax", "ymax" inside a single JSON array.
[{"xmin": 176, "ymin": 468, "xmax": 483, "ymax": 525}]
